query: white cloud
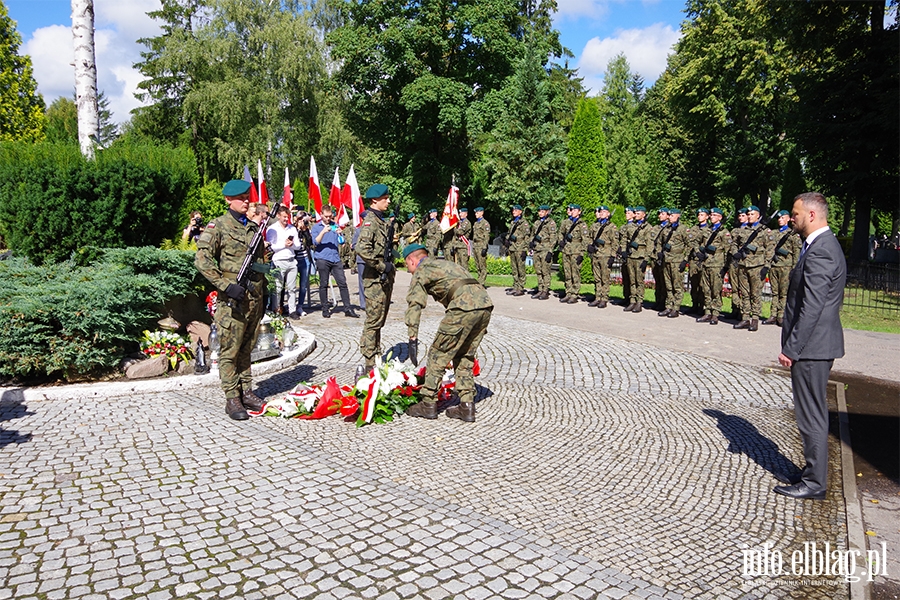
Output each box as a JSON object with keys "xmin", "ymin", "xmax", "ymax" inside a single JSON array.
[
  {"xmin": 555, "ymin": 0, "xmax": 610, "ymax": 21},
  {"xmin": 576, "ymin": 22, "xmax": 681, "ymax": 93},
  {"xmin": 22, "ymin": 1, "xmax": 161, "ymax": 125}
]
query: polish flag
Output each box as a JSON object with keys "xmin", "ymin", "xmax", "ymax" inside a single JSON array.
[
  {"xmin": 308, "ymin": 156, "xmax": 323, "ymax": 220},
  {"xmin": 256, "ymin": 159, "xmax": 268, "ymax": 205},
  {"xmin": 243, "ymin": 165, "xmax": 259, "ymax": 204},
  {"xmin": 281, "ymin": 167, "xmax": 292, "ymax": 210},
  {"xmin": 343, "ymin": 164, "xmax": 364, "ymax": 228},
  {"xmin": 328, "ymin": 166, "xmax": 342, "ymax": 210},
  {"xmin": 440, "ymin": 185, "xmax": 460, "ymax": 233}
]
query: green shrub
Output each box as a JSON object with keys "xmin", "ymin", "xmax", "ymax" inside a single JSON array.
[
  {"xmin": 0, "ymin": 246, "xmax": 198, "ymax": 381},
  {"xmin": 468, "ymin": 255, "xmax": 535, "ymax": 275},
  {"xmin": 556, "ymin": 254, "xmax": 595, "ymax": 285},
  {"xmin": 0, "ymin": 141, "xmax": 198, "ymax": 264}
]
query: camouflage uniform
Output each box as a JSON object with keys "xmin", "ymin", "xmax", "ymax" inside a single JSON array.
[
  {"xmin": 767, "ymin": 226, "xmax": 802, "ymax": 321},
  {"xmin": 530, "ymin": 216, "xmax": 557, "ymax": 297},
  {"xmin": 400, "ymin": 218, "xmax": 423, "ymax": 247},
  {"xmin": 697, "ymin": 222, "xmax": 732, "ymax": 319},
  {"xmin": 506, "ymin": 216, "xmax": 531, "ymax": 293},
  {"xmin": 660, "ymin": 221, "xmax": 692, "ymax": 313},
  {"xmin": 454, "ymin": 216, "xmax": 473, "ymax": 271},
  {"xmin": 731, "ymin": 221, "xmax": 775, "ymax": 323},
  {"xmin": 195, "ymin": 211, "xmax": 267, "ymax": 402},
  {"xmin": 356, "ymin": 209, "xmax": 395, "ymax": 369},
  {"xmin": 651, "ymin": 221, "xmax": 670, "ymax": 310},
  {"xmin": 587, "ymin": 218, "xmax": 617, "ymax": 305},
  {"xmin": 472, "ymin": 216, "xmax": 491, "ymax": 285},
  {"xmin": 559, "ymin": 215, "xmax": 590, "ymax": 301},
  {"xmin": 618, "ymin": 220, "xmax": 634, "ymax": 303},
  {"xmin": 425, "ymin": 217, "xmax": 442, "ymax": 256},
  {"xmin": 406, "ymin": 257, "xmax": 493, "ymax": 408},
  {"xmin": 686, "ymin": 222, "xmax": 709, "ymax": 313},
  {"xmin": 729, "ymin": 223, "xmax": 747, "ymax": 318},
  {"xmin": 624, "ymin": 220, "xmax": 654, "ymax": 310}
]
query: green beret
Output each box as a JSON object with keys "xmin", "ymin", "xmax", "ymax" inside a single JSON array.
[
  {"xmin": 626, "ymin": 206, "xmax": 634, "ymax": 212},
  {"xmin": 711, "ymin": 207, "xmax": 724, "ymax": 215},
  {"xmin": 697, "ymin": 207, "xmax": 710, "ymax": 214},
  {"xmin": 459, "ymin": 207, "xmax": 468, "ymax": 213},
  {"xmin": 512, "ymin": 204, "xmax": 523, "ymax": 211},
  {"xmin": 738, "ymin": 207, "xmax": 749, "ymax": 214},
  {"xmin": 777, "ymin": 209, "xmax": 790, "ymax": 217},
  {"xmin": 364, "ymin": 183, "xmax": 390, "ymax": 199},
  {"xmin": 402, "ymin": 243, "xmax": 427, "ymax": 259},
  {"xmin": 669, "ymin": 208, "xmax": 682, "ymax": 215},
  {"xmin": 475, "ymin": 206, "xmax": 484, "ymax": 212},
  {"xmin": 634, "ymin": 205, "xmax": 646, "ymax": 212},
  {"xmin": 429, "ymin": 207, "xmax": 438, "ymax": 213},
  {"xmin": 748, "ymin": 205, "xmax": 760, "ymax": 212},
  {"xmin": 222, "ymin": 179, "xmax": 252, "ymax": 197},
  {"xmin": 596, "ymin": 205, "xmax": 609, "ymax": 212},
  {"xmin": 407, "ymin": 212, "xmax": 415, "ymax": 219},
  {"xmin": 658, "ymin": 207, "xmax": 669, "ymax": 213},
  {"xmin": 538, "ymin": 205, "xmax": 551, "ymax": 211},
  {"xmin": 570, "ymin": 204, "xmax": 582, "ymax": 210}
]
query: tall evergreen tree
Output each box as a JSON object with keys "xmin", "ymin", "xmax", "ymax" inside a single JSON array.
[
  {"xmin": 565, "ymin": 97, "xmax": 607, "ymax": 207},
  {"xmin": 0, "ymin": 0, "xmax": 45, "ymax": 142}
]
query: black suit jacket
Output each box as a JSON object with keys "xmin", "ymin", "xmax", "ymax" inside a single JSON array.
[{"xmin": 781, "ymin": 229, "xmax": 846, "ymax": 360}]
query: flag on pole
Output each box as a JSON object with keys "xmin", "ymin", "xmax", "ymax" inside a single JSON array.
[
  {"xmin": 328, "ymin": 167, "xmax": 342, "ymax": 210},
  {"xmin": 243, "ymin": 165, "xmax": 259, "ymax": 204},
  {"xmin": 282, "ymin": 167, "xmax": 292, "ymax": 210},
  {"xmin": 308, "ymin": 156, "xmax": 323, "ymax": 220},
  {"xmin": 343, "ymin": 164, "xmax": 364, "ymax": 228},
  {"xmin": 257, "ymin": 159, "xmax": 268, "ymax": 205},
  {"xmin": 440, "ymin": 185, "xmax": 460, "ymax": 233}
]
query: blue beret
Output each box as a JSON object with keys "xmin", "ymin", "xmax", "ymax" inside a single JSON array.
[
  {"xmin": 748, "ymin": 205, "xmax": 760, "ymax": 212},
  {"xmin": 402, "ymin": 243, "xmax": 427, "ymax": 259},
  {"xmin": 222, "ymin": 179, "xmax": 252, "ymax": 197},
  {"xmin": 459, "ymin": 207, "xmax": 468, "ymax": 213},
  {"xmin": 408, "ymin": 212, "xmax": 415, "ymax": 219},
  {"xmin": 711, "ymin": 207, "xmax": 724, "ymax": 215},
  {"xmin": 475, "ymin": 206, "xmax": 484, "ymax": 212},
  {"xmin": 777, "ymin": 209, "xmax": 790, "ymax": 217},
  {"xmin": 538, "ymin": 205, "xmax": 551, "ymax": 211},
  {"xmin": 512, "ymin": 204, "xmax": 523, "ymax": 210},
  {"xmin": 364, "ymin": 183, "xmax": 390, "ymax": 199},
  {"xmin": 738, "ymin": 207, "xmax": 749, "ymax": 214},
  {"xmin": 429, "ymin": 207, "xmax": 438, "ymax": 213},
  {"xmin": 669, "ymin": 208, "xmax": 682, "ymax": 215},
  {"xmin": 634, "ymin": 205, "xmax": 646, "ymax": 212},
  {"xmin": 697, "ymin": 207, "xmax": 710, "ymax": 214}
]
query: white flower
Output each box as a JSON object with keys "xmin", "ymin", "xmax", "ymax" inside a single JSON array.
[{"xmin": 267, "ymin": 397, "xmax": 299, "ymax": 418}]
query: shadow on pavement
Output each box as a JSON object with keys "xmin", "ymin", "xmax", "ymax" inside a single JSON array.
[
  {"xmin": 703, "ymin": 409, "xmax": 801, "ymax": 481},
  {"xmin": 258, "ymin": 364, "xmax": 320, "ymax": 398},
  {"xmin": 0, "ymin": 389, "xmax": 34, "ymax": 447}
]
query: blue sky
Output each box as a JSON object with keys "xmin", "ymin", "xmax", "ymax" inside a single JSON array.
[{"xmin": 7, "ymin": 0, "xmax": 687, "ymax": 124}]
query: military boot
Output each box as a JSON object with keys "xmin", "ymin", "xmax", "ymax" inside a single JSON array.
[
  {"xmin": 624, "ymin": 303, "xmax": 636, "ymax": 312},
  {"xmin": 631, "ymin": 304, "xmax": 643, "ymax": 313},
  {"xmin": 406, "ymin": 401, "xmax": 437, "ymax": 420},
  {"xmin": 748, "ymin": 319, "xmax": 759, "ymax": 332},
  {"xmin": 733, "ymin": 320, "xmax": 750, "ymax": 329},
  {"xmin": 242, "ymin": 390, "xmax": 266, "ymax": 412},
  {"xmin": 667, "ymin": 310, "xmax": 679, "ymax": 318},
  {"xmin": 710, "ymin": 315, "xmax": 719, "ymax": 325},
  {"xmin": 696, "ymin": 314, "xmax": 711, "ymax": 323},
  {"xmin": 588, "ymin": 299, "xmax": 601, "ymax": 307},
  {"xmin": 762, "ymin": 317, "xmax": 778, "ymax": 325},
  {"xmin": 566, "ymin": 296, "xmax": 578, "ymax": 304},
  {"xmin": 776, "ymin": 317, "xmax": 783, "ymax": 327},
  {"xmin": 597, "ymin": 301, "xmax": 607, "ymax": 308},
  {"xmin": 226, "ymin": 397, "xmax": 249, "ymax": 421},
  {"xmin": 446, "ymin": 402, "xmax": 475, "ymax": 422},
  {"xmin": 658, "ymin": 308, "xmax": 671, "ymax": 317}
]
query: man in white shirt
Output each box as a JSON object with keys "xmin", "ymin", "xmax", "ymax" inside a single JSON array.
[{"xmin": 265, "ymin": 205, "xmax": 300, "ymax": 317}]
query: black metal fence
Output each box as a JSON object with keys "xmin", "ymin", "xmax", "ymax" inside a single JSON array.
[{"xmin": 842, "ymin": 261, "xmax": 900, "ymax": 314}]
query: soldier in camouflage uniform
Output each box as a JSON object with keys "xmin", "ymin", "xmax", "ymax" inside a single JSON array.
[
  {"xmin": 695, "ymin": 208, "xmax": 732, "ymax": 325},
  {"xmin": 623, "ymin": 206, "xmax": 653, "ymax": 312},
  {"xmin": 424, "ymin": 208, "xmax": 442, "ymax": 256},
  {"xmin": 403, "ymin": 244, "xmax": 493, "ymax": 423},
  {"xmin": 452, "ymin": 207, "xmax": 472, "ymax": 271},
  {"xmin": 686, "ymin": 208, "xmax": 710, "ymax": 315},
  {"xmin": 400, "ymin": 213, "xmax": 423, "ymax": 249},
  {"xmin": 587, "ymin": 205, "xmax": 617, "ymax": 307},
  {"xmin": 731, "ymin": 205, "xmax": 774, "ymax": 331},
  {"xmin": 763, "ymin": 210, "xmax": 802, "ymax": 326},
  {"xmin": 195, "ymin": 180, "xmax": 268, "ymax": 421},
  {"xmin": 505, "ymin": 204, "xmax": 531, "ymax": 296},
  {"xmin": 617, "ymin": 207, "xmax": 635, "ymax": 305},
  {"xmin": 658, "ymin": 208, "xmax": 692, "ymax": 317},
  {"xmin": 472, "ymin": 207, "xmax": 491, "ymax": 285},
  {"xmin": 729, "ymin": 208, "xmax": 749, "ymax": 319},
  {"xmin": 651, "ymin": 207, "xmax": 670, "ymax": 311},
  {"xmin": 558, "ymin": 204, "xmax": 591, "ymax": 303},
  {"xmin": 529, "ymin": 204, "xmax": 557, "ymax": 300},
  {"xmin": 356, "ymin": 184, "xmax": 396, "ymax": 370}
]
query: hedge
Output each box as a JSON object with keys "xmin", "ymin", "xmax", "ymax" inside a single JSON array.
[
  {"xmin": 0, "ymin": 142, "xmax": 198, "ymax": 265},
  {"xmin": 0, "ymin": 246, "xmax": 198, "ymax": 381}
]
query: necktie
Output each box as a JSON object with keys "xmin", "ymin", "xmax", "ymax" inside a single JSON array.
[{"xmin": 800, "ymin": 240, "xmax": 809, "ymax": 257}]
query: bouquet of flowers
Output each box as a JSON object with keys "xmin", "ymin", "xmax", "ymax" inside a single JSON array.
[{"xmin": 140, "ymin": 330, "xmax": 193, "ymax": 369}]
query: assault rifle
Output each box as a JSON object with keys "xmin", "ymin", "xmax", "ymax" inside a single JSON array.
[
  {"xmin": 230, "ymin": 204, "xmax": 278, "ymax": 302},
  {"xmin": 382, "ymin": 216, "xmax": 396, "ymax": 282}
]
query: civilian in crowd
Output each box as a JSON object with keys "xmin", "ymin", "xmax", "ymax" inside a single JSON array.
[
  {"xmin": 265, "ymin": 205, "xmax": 300, "ymax": 317},
  {"xmin": 310, "ymin": 205, "xmax": 359, "ymax": 319}
]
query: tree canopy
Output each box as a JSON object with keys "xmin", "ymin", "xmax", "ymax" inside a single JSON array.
[{"xmin": 0, "ymin": 1, "xmax": 45, "ymax": 142}]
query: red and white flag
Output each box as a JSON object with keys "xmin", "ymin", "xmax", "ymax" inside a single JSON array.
[
  {"xmin": 243, "ymin": 165, "xmax": 259, "ymax": 204},
  {"xmin": 281, "ymin": 167, "xmax": 292, "ymax": 210},
  {"xmin": 256, "ymin": 159, "xmax": 269, "ymax": 205},
  {"xmin": 440, "ymin": 185, "xmax": 460, "ymax": 233},
  {"xmin": 308, "ymin": 156, "xmax": 323, "ymax": 220},
  {"xmin": 328, "ymin": 167, "xmax": 349, "ymax": 227},
  {"xmin": 343, "ymin": 164, "xmax": 364, "ymax": 228}
]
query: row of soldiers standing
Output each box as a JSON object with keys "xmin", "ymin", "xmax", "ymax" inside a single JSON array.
[{"xmin": 399, "ymin": 207, "xmax": 493, "ymax": 285}]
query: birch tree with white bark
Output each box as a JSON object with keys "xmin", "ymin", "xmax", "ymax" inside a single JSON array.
[{"xmin": 72, "ymin": 0, "xmax": 99, "ymax": 159}]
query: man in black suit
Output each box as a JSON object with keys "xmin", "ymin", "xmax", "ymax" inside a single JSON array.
[{"xmin": 774, "ymin": 192, "xmax": 846, "ymax": 500}]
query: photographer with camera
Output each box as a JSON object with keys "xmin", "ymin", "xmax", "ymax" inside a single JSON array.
[
  {"xmin": 182, "ymin": 211, "xmax": 204, "ymax": 243},
  {"xmin": 293, "ymin": 211, "xmax": 314, "ymax": 316}
]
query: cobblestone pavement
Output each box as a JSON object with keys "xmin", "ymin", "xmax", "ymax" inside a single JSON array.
[{"xmin": 0, "ymin": 307, "xmax": 853, "ymax": 599}]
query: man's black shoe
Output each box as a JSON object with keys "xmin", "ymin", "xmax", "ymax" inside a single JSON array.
[
  {"xmin": 345, "ymin": 309, "xmax": 360, "ymax": 318},
  {"xmin": 775, "ymin": 472, "xmax": 803, "ymax": 485},
  {"xmin": 773, "ymin": 481, "xmax": 825, "ymax": 500},
  {"xmin": 322, "ymin": 309, "xmax": 331, "ymax": 318}
]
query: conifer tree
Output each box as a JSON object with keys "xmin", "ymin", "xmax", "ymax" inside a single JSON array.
[
  {"xmin": 0, "ymin": 1, "xmax": 45, "ymax": 142},
  {"xmin": 565, "ymin": 97, "xmax": 607, "ymax": 207}
]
